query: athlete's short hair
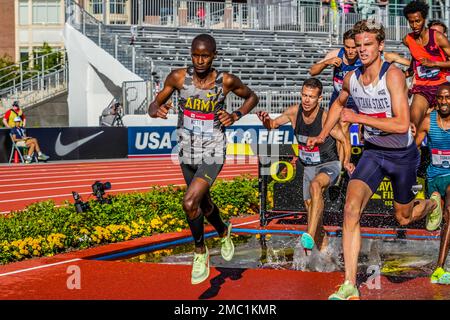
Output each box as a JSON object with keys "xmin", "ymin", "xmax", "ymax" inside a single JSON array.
[
  {"xmin": 343, "ymin": 29, "xmax": 355, "ymax": 42},
  {"xmin": 403, "ymin": 1, "xmax": 429, "ymax": 20},
  {"xmin": 353, "ymin": 19, "xmax": 385, "ymax": 43},
  {"xmin": 428, "ymin": 20, "xmax": 448, "ymax": 34},
  {"xmin": 303, "ymin": 78, "xmax": 323, "ymax": 95},
  {"xmin": 191, "ymin": 34, "xmax": 217, "ymax": 52},
  {"xmin": 437, "ymin": 83, "xmax": 450, "ymax": 95}
]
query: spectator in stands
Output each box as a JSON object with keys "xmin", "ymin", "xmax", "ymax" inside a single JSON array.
[
  {"xmin": 197, "ymin": 7, "xmax": 206, "ymax": 27},
  {"xmin": 3, "ymin": 101, "xmax": 26, "ymax": 128},
  {"xmin": 257, "ymin": 78, "xmax": 352, "ymax": 254},
  {"xmin": 377, "ymin": 0, "xmax": 389, "ymax": 27},
  {"xmin": 148, "ymin": 34, "xmax": 258, "ymax": 285},
  {"xmin": 415, "ymin": 83, "xmax": 450, "ymax": 284},
  {"xmin": 403, "ymin": 1, "xmax": 450, "ymax": 131},
  {"xmin": 10, "ymin": 116, "xmax": 49, "ymax": 163},
  {"xmin": 320, "ymin": 0, "xmax": 331, "ymax": 26},
  {"xmin": 357, "ymin": 0, "xmax": 376, "ymax": 19}
]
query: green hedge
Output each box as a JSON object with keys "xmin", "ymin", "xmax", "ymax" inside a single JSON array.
[{"xmin": 0, "ymin": 176, "xmax": 259, "ymax": 265}]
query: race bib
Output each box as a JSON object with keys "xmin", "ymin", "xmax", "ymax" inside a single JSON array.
[
  {"xmin": 299, "ymin": 145, "xmax": 321, "ymax": 165},
  {"xmin": 183, "ymin": 109, "xmax": 214, "ymax": 135},
  {"xmin": 431, "ymin": 149, "xmax": 450, "ymax": 168},
  {"xmin": 360, "ymin": 111, "xmax": 389, "ymax": 136},
  {"xmin": 416, "ymin": 65, "xmax": 440, "ymax": 79}
]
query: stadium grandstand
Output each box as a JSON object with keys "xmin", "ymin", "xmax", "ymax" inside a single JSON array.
[{"xmin": 1, "ymin": 0, "xmax": 448, "ymax": 122}]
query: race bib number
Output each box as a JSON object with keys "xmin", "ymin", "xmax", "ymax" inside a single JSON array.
[
  {"xmin": 299, "ymin": 145, "xmax": 321, "ymax": 165},
  {"xmin": 431, "ymin": 149, "xmax": 450, "ymax": 168},
  {"xmin": 416, "ymin": 65, "xmax": 440, "ymax": 79},
  {"xmin": 183, "ymin": 109, "xmax": 214, "ymax": 135},
  {"xmin": 360, "ymin": 111, "xmax": 389, "ymax": 136}
]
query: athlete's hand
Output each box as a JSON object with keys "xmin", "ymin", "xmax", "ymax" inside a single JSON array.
[
  {"xmin": 344, "ymin": 162, "xmax": 355, "ymax": 176},
  {"xmin": 306, "ymin": 136, "xmax": 325, "ymax": 150},
  {"xmin": 419, "ymin": 58, "xmax": 436, "ymax": 68},
  {"xmin": 341, "ymin": 108, "xmax": 359, "ymax": 124},
  {"xmin": 218, "ymin": 110, "xmax": 235, "ymax": 127},
  {"xmin": 155, "ymin": 100, "xmax": 173, "ymax": 119},
  {"xmin": 326, "ymin": 57, "xmax": 342, "ymax": 68},
  {"xmin": 257, "ymin": 111, "xmax": 272, "ymax": 129}
]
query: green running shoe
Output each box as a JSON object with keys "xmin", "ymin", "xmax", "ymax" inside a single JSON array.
[
  {"xmin": 431, "ymin": 267, "xmax": 450, "ymax": 285},
  {"xmin": 300, "ymin": 232, "xmax": 315, "ymax": 250},
  {"xmin": 191, "ymin": 246, "xmax": 209, "ymax": 285},
  {"xmin": 221, "ymin": 223, "xmax": 235, "ymax": 261},
  {"xmin": 426, "ymin": 193, "xmax": 442, "ymax": 231},
  {"xmin": 328, "ymin": 280, "xmax": 360, "ymax": 300}
]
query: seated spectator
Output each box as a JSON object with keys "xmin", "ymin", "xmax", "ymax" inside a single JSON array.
[
  {"xmin": 3, "ymin": 101, "xmax": 26, "ymax": 128},
  {"xmin": 11, "ymin": 116, "xmax": 49, "ymax": 163}
]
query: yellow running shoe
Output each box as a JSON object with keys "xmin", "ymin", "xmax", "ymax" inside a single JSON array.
[
  {"xmin": 191, "ymin": 246, "xmax": 209, "ymax": 285},
  {"xmin": 328, "ymin": 280, "xmax": 360, "ymax": 300},
  {"xmin": 221, "ymin": 223, "xmax": 235, "ymax": 261},
  {"xmin": 426, "ymin": 192, "xmax": 442, "ymax": 231},
  {"xmin": 431, "ymin": 267, "xmax": 450, "ymax": 285}
]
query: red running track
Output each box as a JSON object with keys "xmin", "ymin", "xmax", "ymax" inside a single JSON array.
[{"xmin": 0, "ymin": 157, "xmax": 258, "ymax": 213}]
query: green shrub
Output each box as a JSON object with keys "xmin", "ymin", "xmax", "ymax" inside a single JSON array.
[{"xmin": 0, "ymin": 175, "xmax": 259, "ymax": 264}]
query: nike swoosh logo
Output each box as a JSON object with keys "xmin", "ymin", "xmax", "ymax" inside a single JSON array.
[
  {"xmin": 55, "ymin": 131, "xmax": 104, "ymax": 156},
  {"xmin": 206, "ymin": 93, "xmax": 217, "ymax": 98}
]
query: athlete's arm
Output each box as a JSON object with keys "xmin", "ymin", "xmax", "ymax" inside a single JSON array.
[
  {"xmin": 309, "ymin": 49, "xmax": 340, "ymax": 76},
  {"xmin": 341, "ymin": 66, "xmax": 410, "ymax": 134},
  {"xmin": 307, "ymin": 71, "xmax": 351, "ymax": 149},
  {"xmin": 257, "ymin": 104, "xmax": 298, "ymax": 130},
  {"xmin": 421, "ymin": 32, "xmax": 450, "ymax": 69},
  {"xmin": 415, "ymin": 114, "xmax": 430, "ymax": 147},
  {"xmin": 148, "ymin": 69, "xmax": 184, "ymax": 119},
  {"xmin": 383, "ymin": 52, "xmax": 411, "ymax": 67},
  {"xmin": 329, "ymin": 118, "xmax": 353, "ymax": 172},
  {"xmin": 219, "ymin": 73, "xmax": 259, "ymax": 126}
]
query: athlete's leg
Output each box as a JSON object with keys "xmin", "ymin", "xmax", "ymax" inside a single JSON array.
[
  {"xmin": 342, "ymin": 179, "xmax": 374, "ymax": 285},
  {"xmin": 393, "ymin": 198, "xmax": 437, "ymax": 226},
  {"xmin": 183, "ymin": 177, "xmax": 211, "ymax": 254},
  {"xmin": 410, "ymin": 93, "xmax": 430, "ymax": 129},
  {"xmin": 437, "ymin": 185, "xmax": 450, "ymax": 267},
  {"xmin": 201, "ymin": 191, "xmax": 227, "ymax": 237}
]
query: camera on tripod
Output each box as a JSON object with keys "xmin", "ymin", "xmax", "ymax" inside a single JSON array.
[
  {"xmin": 71, "ymin": 181, "xmax": 112, "ymax": 213},
  {"xmin": 72, "ymin": 191, "xmax": 90, "ymax": 214},
  {"xmin": 92, "ymin": 181, "xmax": 112, "ymax": 204}
]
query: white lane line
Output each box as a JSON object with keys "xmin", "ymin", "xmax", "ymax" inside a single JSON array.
[
  {"xmin": 0, "ymin": 165, "xmax": 257, "ymax": 182},
  {"xmin": 0, "ymin": 168, "xmax": 258, "ymax": 190},
  {"xmin": 0, "ymin": 258, "xmax": 82, "ymax": 277},
  {"xmin": 0, "ymin": 159, "xmax": 258, "ymax": 174},
  {"xmin": 0, "ymin": 169, "xmax": 254, "ymax": 203}
]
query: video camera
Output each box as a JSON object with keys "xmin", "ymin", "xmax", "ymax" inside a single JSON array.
[{"xmin": 72, "ymin": 181, "xmax": 112, "ymax": 213}]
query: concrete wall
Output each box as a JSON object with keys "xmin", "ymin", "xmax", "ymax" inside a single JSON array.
[{"xmin": 25, "ymin": 91, "xmax": 69, "ymax": 127}]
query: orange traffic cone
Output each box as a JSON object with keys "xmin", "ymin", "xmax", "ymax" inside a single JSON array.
[{"xmin": 13, "ymin": 150, "xmax": 19, "ymax": 163}]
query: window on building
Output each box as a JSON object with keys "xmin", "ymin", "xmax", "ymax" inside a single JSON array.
[
  {"xmin": 20, "ymin": 48, "xmax": 30, "ymax": 68},
  {"xmin": 32, "ymin": 0, "xmax": 61, "ymax": 24},
  {"xmin": 19, "ymin": 0, "xmax": 29, "ymax": 25},
  {"xmin": 90, "ymin": 0, "xmax": 103, "ymax": 15},
  {"xmin": 110, "ymin": 0, "xmax": 126, "ymax": 14}
]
